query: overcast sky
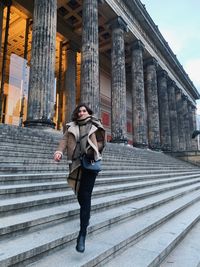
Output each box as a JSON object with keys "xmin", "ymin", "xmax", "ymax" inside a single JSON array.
[{"xmin": 141, "ymin": 0, "xmax": 200, "ymax": 113}]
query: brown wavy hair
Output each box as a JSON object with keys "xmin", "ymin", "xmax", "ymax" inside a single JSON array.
[{"xmin": 71, "ymin": 103, "xmax": 93, "ymax": 121}]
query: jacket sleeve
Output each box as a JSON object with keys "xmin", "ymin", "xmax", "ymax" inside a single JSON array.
[
  {"xmin": 56, "ymin": 130, "xmax": 68, "ymax": 154},
  {"xmin": 96, "ymin": 128, "xmax": 106, "ymax": 153}
]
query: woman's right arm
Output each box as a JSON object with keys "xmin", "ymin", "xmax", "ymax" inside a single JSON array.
[{"xmin": 54, "ymin": 131, "xmax": 68, "ymax": 161}]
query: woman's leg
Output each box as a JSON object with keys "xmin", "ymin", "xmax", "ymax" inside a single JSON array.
[
  {"xmin": 76, "ymin": 168, "xmax": 97, "ymax": 252},
  {"xmin": 77, "ymin": 168, "xmax": 97, "ymax": 236}
]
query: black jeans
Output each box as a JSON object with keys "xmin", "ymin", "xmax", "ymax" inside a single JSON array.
[{"xmin": 77, "ymin": 168, "xmax": 97, "ymax": 235}]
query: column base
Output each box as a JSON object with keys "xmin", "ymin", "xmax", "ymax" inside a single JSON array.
[
  {"xmin": 133, "ymin": 142, "xmax": 148, "ymax": 149},
  {"xmin": 24, "ymin": 119, "xmax": 56, "ymax": 129},
  {"xmin": 161, "ymin": 144, "xmax": 172, "ymax": 152},
  {"xmin": 148, "ymin": 143, "xmax": 161, "ymax": 151},
  {"xmin": 110, "ymin": 138, "xmax": 128, "ymax": 144}
]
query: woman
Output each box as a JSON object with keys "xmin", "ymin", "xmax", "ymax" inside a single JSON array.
[{"xmin": 54, "ymin": 103, "xmax": 106, "ymax": 253}]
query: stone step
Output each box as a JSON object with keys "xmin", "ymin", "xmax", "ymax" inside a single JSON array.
[
  {"xmin": 0, "ymin": 164, "xmax": 68, "ymax": 173},
  {"xmin": 0, "ymin": 142, "xmax": 161, "ymax": 155},
  {"xmin": 0, "ymin": 137, "xmax": 60, "ymax": 147},
  {"xmin": 1, "ymin": 188, "xmax": 199, "ymax": 267},
  {"xmin": 0, "ymin": 144, "xmax": 148, "ymax": 158},
  {"xmin": 103, "ymin": 197, "xmax": 200, "ymax": 267},
  {"xmin": 0, "ymin": 138, "xmax": 59, "ymax": 146},
  {"xmin": 0, "ymin": 155, "xmax": 192, "ymax": 167},
  {"xmin": 1, "ymin": 176, "xmax": 200, "ymax": 217},
  {"xmin": 0, "ymin": 144, "xmax": 192, "ymax": 166},
  {"xmin": 0, "ymin": 160, "xmax": 195, "ymax": 171},
  {"xmin": 0, "ymin": 181, "xmax": 199, "ymax": 240},
  {"xmin": 0, "ymin": 146, "xmax": 53, "ymax": 155},
  {"xmin": 0, "ymin": 140, "xmax": 178, "ymax": 157},
  {"xmin": 0, "ymin": 158, "xmax": 68, "ymax": 165},
  {"xmin": 0, "ymin": 145, "xmax": 55, "ymax": 154},
  {"xmin": 0, "ymin": 156, "xmax": 191, "ymax": 170},
  {"xmin": 0, "ymin": 141, "xmax": 173, "ymax": 157},
  {"xmin": 0, "ymin": 125, "xmax": 193, "ymax": 158},
  {"xmin": 0, "ymin": 170, "xmax": 198, "ymax": 185},
  {"xmin": 0, "ymin": 124, "xmax": 61, "ymax": 138},
  {"xmin": 0, "ymin": 154, "xmax": 188, "ymax": 164},
  {"xmin": 161, "ymin": 219, "xmax": 200, "ymax": 267},
  {"xmin": 0, "ymin": 173, "xmax": 200, "ymax": 198},
  {"xmin": 0, "ymin": 139, "xmax": 59, "ymax": 149},
  {"xmin": 0, "ymin": 124, "xmax": 199, "ymax": 266},
  {"xmin": 0, "ymin": 163, "xmax": 198, "ymax": 174},
  {"xmin": 0, "ymin": 172, "xmax": 67, "ymax": 184},
  {"xmin": 0, "ymin": 181, "xmax": 69, "ymax": 198},
  {"xmin": 0, "ymin": 174, "xmax": 200, "ymax": 199},
  {"xmin": 0, "ymin": 142, "xmax": 169, "ymax": 159}
]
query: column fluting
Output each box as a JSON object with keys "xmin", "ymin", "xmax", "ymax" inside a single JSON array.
[
  {"xmin": 145, "ymin": 57, "xmax": 160, "ymax": 150},
  {"xmin": 131, "ymin": 40, "xmax": 148, "ymax": 148},
  {"xmin": 175, "ymin": 88, "xmax": 186, "ymax": 151},
  {"xmin": 81, "ymin": 0, "xmax": 99, "ymax": 116},
  {"xmin": 167, "ymin": 80, "xmax": 179, "ymax": 151},
  {"xmin": 110, "ymin": 17, "xmax": 128, "ymax": 143},
  {"xmin": 25, "ymin": 0, "xmax": 57, "ymax": 128},
  {"xmin": 64, "ymin": 44, "xmax": 77, "ymax": 127},
  {"xmin": 157, "ymin": 70, "xmax": 171, "ymax": 151}
]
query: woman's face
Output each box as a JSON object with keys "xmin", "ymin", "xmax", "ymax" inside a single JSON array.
[{"xmin": 78, "ymin": 106, "xmax": 89, "ymax": 119}]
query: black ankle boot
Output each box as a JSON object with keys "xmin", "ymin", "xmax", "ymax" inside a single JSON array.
[{"xmin": 76, "ymin": 232, "xmax": 86, "ymax": 253}]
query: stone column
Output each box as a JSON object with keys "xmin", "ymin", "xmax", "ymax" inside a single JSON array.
[
  {"xmin": 188, "ymin": 102, "xmax": 198, "ymax": 150},
  {"xmin": 157, "ymin": 70, "xmax": 171, "ymax": 151},
  {"xmin": 24, "ymin": 0, "xmax": 57, "ymax": 128},
  {"xmin": 0, "ymin": 0, "xmax": 11, "ymax": 123},
  {"xmin": 81, "ymin": 0, "xmax": 99, "ymax": 116},
  {"xmin": 131, "ymin": 40, "xmax": 148, "ymax": 148},
  {"xmin": 56, "ymin": 41, "xmax": 63, "ymax": 130},
  {"xmin": 175, "ymin": 88, "xmax": 186, "ymax": 151},
  {"xmin": 19, "ymin": 18, "xmax": 31, "ymax": 127},
  {"xmin": 64, "ymin": 43, "xmax": 77, "ymax": 128},
  {"xmin": 167, "ymin": 80, "xmax": 179, "ymax": 151},
  {"xmin": 110, "ymin": 17, "xmax": 128, "ymax": 143},
  {"xmin": 145, "ymin": 57, "xmax": 160, "ymax": 150},
  {"xmin": 182, "ymin": 95, "xmax": 191, "ymax": 151},
  {"xmin": 0, "ymin": 0, "xmax": 5, "ymax": 56},
  {"xmin": 191, "ymin": 104, "xmax": 198, "ymax": 150}
]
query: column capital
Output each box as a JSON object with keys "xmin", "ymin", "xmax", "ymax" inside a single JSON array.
[
  {"xmin": 191, "ymin": 104, "xmax": 197, "ymax": 111},
  {"xmin": 167, "ymin": 79, "xmax": 176, "ymax": 87},
  {"xmin": 175, "ymin": 86, "xmax": 181, "ymax": 94},
  {"xmin": 157, "ymin": 69, "xmax": 168, "ymax": 79},
  {"xmin": 131, "ymin": 40, "xmax": 144, "ymax": 51},
  {"xmin": 187, "ymin": 99, "xmax": 193, "ymax": 106},
  {"xmin": 109, "ymin": 16, "xmax": 128, "ymax": 32},
  {"xmin": 187, "ymin": 100, "xmax": 196, "ymax": 110},
  {"xmin": 182, "ymin": 94, "xmax": 188, "ymax": 101},
  {"xmin": 2, "ymin": 0, "xmax": 12, "ymax": 7},
  {"xmin": 144, "ymin": 57, "xmax": 158, "ymax": 68}
]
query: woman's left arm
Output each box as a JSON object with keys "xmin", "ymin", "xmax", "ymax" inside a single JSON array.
[{"xmin": 96, "ymin": 129, "xmax": 106, "ymax": 153}]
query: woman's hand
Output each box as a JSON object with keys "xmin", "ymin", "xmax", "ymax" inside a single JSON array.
[{"xmin": 54, "ymin": 152, "xmax": 62, "ymax": 162}]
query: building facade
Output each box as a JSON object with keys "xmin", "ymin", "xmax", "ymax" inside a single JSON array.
[{"xmin": 0, "ymin": 0, "xmax": 199, "ymax": 151}]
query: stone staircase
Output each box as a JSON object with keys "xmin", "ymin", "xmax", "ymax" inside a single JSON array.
[{"xmin": 0, "ymin": 124, "xmax": 200, "ymax": 267}]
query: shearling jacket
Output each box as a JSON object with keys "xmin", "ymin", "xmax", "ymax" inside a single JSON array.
[{"xmin": 55, "ymin": 118, "xmax": 106, "ymax": 194}]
